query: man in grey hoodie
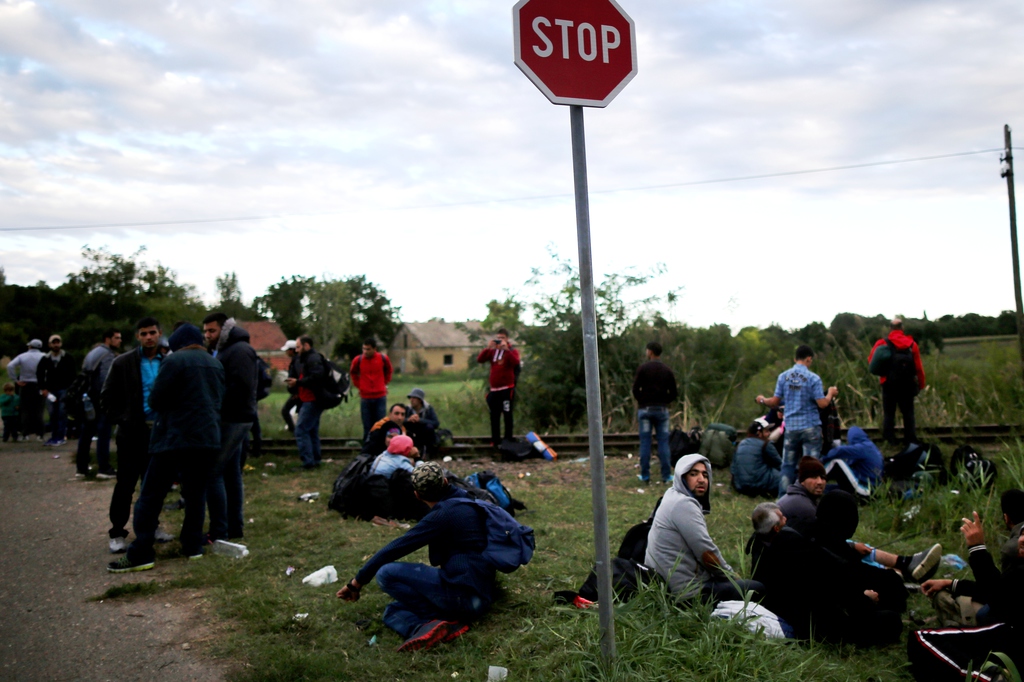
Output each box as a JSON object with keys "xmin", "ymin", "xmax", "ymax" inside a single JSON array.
[{"xmin": 645, "ymin": 454, "xmax": 764, "ymax": 603}]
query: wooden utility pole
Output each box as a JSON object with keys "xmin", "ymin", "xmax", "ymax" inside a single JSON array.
[{"xmin": 1003, "ymin": 125, "xmax": 1024, "ymax": 382}]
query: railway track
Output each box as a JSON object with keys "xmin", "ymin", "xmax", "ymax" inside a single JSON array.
[{"xmin": 259, "ymin": 424, "xmax": 1024, "ymax": 459}]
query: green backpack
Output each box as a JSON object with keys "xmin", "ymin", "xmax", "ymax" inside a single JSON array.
[{"xmin": 699, "ymin": 423, "xmax": 737, "ymax": 468}]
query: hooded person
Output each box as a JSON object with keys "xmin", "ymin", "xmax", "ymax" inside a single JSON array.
[
  {"xmin": 404, "ymin": 387, "xmax": 440, "ymax": 458},
  {"xmin": 644, "ymin": 454, "xmax": 764, "ymax": 603},
  {"xmin": 819, "ymin": 426, "xmax": 883, "ymax": 497}
]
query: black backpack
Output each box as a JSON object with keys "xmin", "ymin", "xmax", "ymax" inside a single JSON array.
[
  {"xmin": 885, "ymin": 340, "xmax": 918, "ymax": 392},
  {"xmin": 255, "ymin": 356, "xmax": 273, "ymax": 401},
  {"xmin": 819, "ymin": 402, "xmax": 841, "ymax": 457},
  {"xmin": 498, "ymin": 438, "xmax": 541, "ymax": 462},
  {"xmin": 328, "ymin": 454, "xmax": 391, "ymax": 519},
  {"xmin": 669, "ymin": 428, "xmax": 700, "ymax": 466},
  {"xmin": 950, "ymin": 445, "xmax": 998, "ymax": 489},
  {"xmin": 883, "ymin": 442, "xmax": 946, "ymax": 482},
  {"xmin": 317, "ymin": 356, "xmax": 349, "ymax": 409}
]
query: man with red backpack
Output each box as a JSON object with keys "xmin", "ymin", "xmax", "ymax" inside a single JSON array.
[{"xmin": 868, "ymin": 317, "xmax": 926, "ymax": 446}]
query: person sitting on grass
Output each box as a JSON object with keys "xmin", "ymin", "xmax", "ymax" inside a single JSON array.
[
  {"xmin": 644, "ymin": 454, "xmax": 764, "ymax": 604},
  {"xmin": 370, "ymin": 434, "xmax": 420, "ymax": 479},
  {"xmin": 819, "ymin": 425, "xmax": 883, "ymax": 498},
  {"xmin": 908, "ymin": 512, "xmax": 1024, "ymax": 681},
  {"xmin": 404, "ymin": 388, "xmax": 440, "ymax": 458},
  {"xmin": 1000, "ymin": 488, "xmax": 1024, "ymax": 571},
  {"xmin": 336, "ymin": 462, "xmax": 496, "ymax": 652},
  {"xmin": 754, "ymin": 490, "xmax": 908, "ymax": 646},
  {"xmin": 778, "ymin": 457, "xmax": 941, "ymax": 580},
  {"xmin": 361, "ymin": 403, "xmax": 408, "ymax": 455},
  {"xmin": 730, "ymin": 418, "xmax": 782, "ymax": 498}
]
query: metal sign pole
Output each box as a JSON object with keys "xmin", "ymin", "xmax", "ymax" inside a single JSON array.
[{"xmin": 569, "ymin": 104, "xmax": 616, "ymax": 662}]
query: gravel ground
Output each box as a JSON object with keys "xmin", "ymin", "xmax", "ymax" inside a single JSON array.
[{"xmin": 0, "ymin": 440, "xmax": 233, "ymax": 682}]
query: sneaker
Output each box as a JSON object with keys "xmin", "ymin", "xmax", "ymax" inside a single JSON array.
[
  {"xmin": 107, "ymin": 555, "xmax": 154, "ymax": 573},
  {"xmin": 43, "ymin": 439, "xmax": 56, "ymax": 446},
  {"xmin": 95, "ymin": 469, "xmax": 117, "ymax": 480},
  {"xmin": 75, "ymin": 470, "xmax": 90, "ymax": 478},
  {"xmin": 909, "ymin": 543, "xmax": 943, "ymax": 582},
  {"xmin": 109, "ymin": 536, "xmax": 128, "ymax": 553},
  {"xmin": 441, "ymin": 622, "xmax": 469, "ymax": 643},
  {"xmin": 183, "ymin": 551, "xmax": 203, "ymax": 561},
  {"xmin": 397, "ymin": 620, "xmax": 459, "ymax": 653},
  {"xmin": 154, "ymin": 528, "xmax": 174, "ymax": 543},
  {"xmin": 52, "ymin": 439, "xmax": 67, "ymax": 446},
  {"xmin": 662, "ymin": 475, "xmax": 674, "ymax": 485},
  {"xmin": 637, "ymin": 475, "xmax": 650, "ymax": 483}
]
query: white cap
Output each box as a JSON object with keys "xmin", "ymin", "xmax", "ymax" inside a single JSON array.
[{"xmin": 281, "ymin": 340, "xmax": 297, "ymax": 351}]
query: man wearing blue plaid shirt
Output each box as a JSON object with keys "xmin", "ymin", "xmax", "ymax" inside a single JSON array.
[{"xmin": 756, "ymin": 345, "xmax": 838, "ymax": 497}]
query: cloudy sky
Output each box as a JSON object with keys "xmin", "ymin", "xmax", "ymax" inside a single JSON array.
[{"xmin": 2, "ymin": 0, "xmax": 1022, "ymax": 331}]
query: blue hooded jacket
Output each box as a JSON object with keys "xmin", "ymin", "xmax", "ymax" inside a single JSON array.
[{"xmin": 820, "ymin": 426, "xmax": 883, "ymax": 487}]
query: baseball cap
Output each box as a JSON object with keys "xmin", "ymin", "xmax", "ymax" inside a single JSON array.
[{"xmin": 281, "ymin": 340, "xmax": 297, "ymax": 351}]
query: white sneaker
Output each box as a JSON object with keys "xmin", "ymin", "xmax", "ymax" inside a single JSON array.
[
  {"xmin": 154, "ymin": 528, "xmax": 174, "ymax": 543},
  {"xmin": 109, "ymin": 537, "xmax": 128, "ymax": 553}
]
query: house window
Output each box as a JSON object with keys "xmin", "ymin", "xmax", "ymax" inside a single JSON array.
[
  {"xmin": 443, "ymin": 354, "xmax": 454, "ymax": 366},
  {"xmin": 403, "ymin": 334, "xmax": 408, "ymax": 349}
]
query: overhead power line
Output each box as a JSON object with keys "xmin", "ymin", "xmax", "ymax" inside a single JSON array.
[{"xmin": 1, "ymin": 146, "xmax": 1016, "ymax": 234}]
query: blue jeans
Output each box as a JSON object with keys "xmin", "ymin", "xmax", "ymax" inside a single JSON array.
[
  {"xmin": 779, "ymin": 425, "xmax": 823, "ymax": 496},
  {"xmin": 207, "ymin": 421, "xmax": 251, "ymax": 541},
  {"xmin": 295, "ymin": 401, "xmax": 324, "ymax": 467},
  {"xmin": 638, "ymin": 406, "xmax": 672, "ymax": 481},
  {"xmin": 360, "ymin": 397, "xmax": 387, "ymax": 443},
  {"xmin": 127, "ymin": 447, "xmax": 217, "ymax": 563},
  {"xmin": 47, "ymin": 389, "xmax": 68, "ymax": 441},
  {"xmin": 376, "ymin": 562, "xmax": 491, "ymax": 638}
]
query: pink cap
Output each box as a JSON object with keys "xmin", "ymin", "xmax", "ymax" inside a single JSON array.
[{"xmin": 387, "ymin": 434, "xmax": 414, "ymax": 456}]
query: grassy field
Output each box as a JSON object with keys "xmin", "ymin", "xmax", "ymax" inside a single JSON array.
[
  {"xmin": 101, "ymin": 439, "xmax": 1024, "ymax": 681},
  {"xmin": 259, "ymin": 372, "xmax": 492, "ymax": 440}
]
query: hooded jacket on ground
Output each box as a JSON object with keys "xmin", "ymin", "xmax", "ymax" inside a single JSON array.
[
  {"xmin": 644, "ymin": 454, "xmax": 730, "ymax": 597},
  {"xmin": 820, "ymin": 426, "xmax": 883, "ymax": 487},
  {"xmin": 868, "ymin": 330, "xmax": 926, "ymax": 388},
  {"xmin": 213, "ymin": 318, "xmax": 258, "ymax": 424}
]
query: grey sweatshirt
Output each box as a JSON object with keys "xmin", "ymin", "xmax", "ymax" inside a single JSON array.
[{"xmin": 644, "ymin": 454, "xmax": 731, "ymax": 597}]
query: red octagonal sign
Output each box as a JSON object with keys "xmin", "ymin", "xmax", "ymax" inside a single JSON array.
[{"xmin": 514, "ymin": 0, "xmax": 637, "ymax": 108}]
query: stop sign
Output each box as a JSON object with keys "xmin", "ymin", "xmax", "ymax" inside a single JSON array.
[{"xmin": 513, "ymin": 0, "xmax": 636, "ymax": 108}]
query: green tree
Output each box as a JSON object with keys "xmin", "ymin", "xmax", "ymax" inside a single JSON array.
[
  {"xmin": 254, "ymin": 276, "xmax": 314, "ymax": 340},
  {"xmin": 304, "ymin": 278, "xmax": 355, "ymax": 359},
  {"xmin": 482, "ymin": 297, "xmax": 524, "ymax": 334},
  {"xmin": 214, "ymin": 271, "xmax": 260, "ymax": 321}
]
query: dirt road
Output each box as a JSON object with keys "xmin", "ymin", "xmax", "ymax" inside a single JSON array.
[{"xmin": 0, "ymin": 441, "xmax": 232, "ymax": 681}]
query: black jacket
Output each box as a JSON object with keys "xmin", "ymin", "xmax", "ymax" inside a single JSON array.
[
  {"xmin": 632, "ymin": 360, "xmax": 679, "ymax": 408},
  {"xmin": 101, "ymin": 347, "xmax": 165, "ymax": 427},
  {"xmin": 949, "ymin": 544, "xmax": 1024, "ymax": 628},
  {"xmin": 214, "ymin": 320, "xmax": 258, "ymax": 423},
  {"xmin": 37, "ymin": 352, "xmax": 77, "ymax": 392},
  {"xmin": 149, "ymin": 348, "xmax": 225, "ymax": 454},
  {"xmin": 295, "ymin": 349, "xmax": 327, "ymax": 396}
]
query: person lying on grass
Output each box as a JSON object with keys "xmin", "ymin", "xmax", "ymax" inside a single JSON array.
[
  {"xmin": 644, "ymin": 454, "xmax": 765, "ymax": 603},
  {"xmin": 908, "ymin": 511, "xmax": 1024, "ymax": 681},
  {"xmin": 337, "ymin": 462, "xmax": 494, "ymax": 652}
]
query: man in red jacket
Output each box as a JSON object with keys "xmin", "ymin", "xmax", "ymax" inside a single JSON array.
[
  {"xmin": 476, "ymin": 328, "xmax": 520, "ymax": 447},
  {"xmin": 351, "ymin": 337, "xmax": 393, "ymax": 444},
  {"xmin": 868, "ymin": 317, "xmax": 927, "ymax": 445}
]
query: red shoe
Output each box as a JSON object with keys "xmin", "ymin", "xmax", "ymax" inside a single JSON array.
[
  {"xmin": 442, "ymin": 622, "xmax": 469, "ymax": 643},
  {"xmin": 397, "ymin": 620, "xmax": 458, "ymax": 652}
]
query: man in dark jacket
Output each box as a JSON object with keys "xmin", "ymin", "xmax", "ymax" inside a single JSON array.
[
  {"xmin": 108, "ymin": 324, "xmax": 224, "ymax": 573},
  {"xmin": 38, "ymin": 334, "xmax": 77, "ymax": 446},
  {"xmin": 909, "ymin": 513, "xmax": 1024, "ymax": 681},
  {"xmin": 203, "ymin": 313, "xmax": 258, "ymax": 541},
  {"xmin": 100, "ymin": 317, "xmax": 167, "ymax": 553},
  {"xmin": 632, "ymin": 341, "xmax": 678, "ymax": 483},
  {"xmin": 405, "ymin": 388, "xmax": 440, "ymax": 458},
  {"xmin": 868, "ymin": 317, "xmax": 927, "ymax": 445},
  {"xmin": 336, "ymin": 462, "xmax": 495, "ymax": 652},
  {"xmin": 280, "ymin": 340, "xmax": 301, "ymax": 432},
  {"xmin": 362, "ymin": 403, "xmax": 407, "ymax": 455},
  {"xmin": 731, "ymin": 418, "xmax": 781, "ymax": 497},
  {"xmin": 285, "ymin": 336, "xmax": 327, "ymax": 469},
  {"xmin": 777, "ymin": 456, "xmax": 827, "ymax": 535},
  {"xmin": 77, "ymin": 329, "xmax": 122, "ymax": 476}
]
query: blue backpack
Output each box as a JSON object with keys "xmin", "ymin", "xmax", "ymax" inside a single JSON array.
[
  {"xmin": 446, "ymin": 497, "xmax": 535, "ymax": 573},
  {"xmin": 466, "ymin": 471, "xmax": 512, "ymax": 510}
]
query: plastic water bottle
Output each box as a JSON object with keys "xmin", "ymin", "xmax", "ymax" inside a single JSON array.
[
  {"xmin": 302, "ymin": 565, "xmax": 338, "ymax": 586},
  {"xmin": 82, "ymin": 393, "xmax": 96, "ymax": 421},
  {"xmin": 212, "ymin": 540, "xmax": 249, "ymax": 558}
]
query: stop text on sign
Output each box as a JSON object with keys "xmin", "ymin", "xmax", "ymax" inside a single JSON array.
[
  {"xmin": 513, "ymin": 0, "xmax": 637, "ymax": 108},
  {"xmin": 530, "ymin": 18, "xmax": 620, "ymax": 64}
]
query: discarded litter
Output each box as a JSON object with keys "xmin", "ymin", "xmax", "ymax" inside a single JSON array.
[
  {"xmin": 52, "ymin": 454, "xmax": 60, "ymax": 459},
  {"xmin": 573, "ymin": 457, "xmax": 589, "ymax": 463},
  {"xmin": 518, "ymin": 473, "xmax": 525, "ymax": 479},
  {"xmin": 286, "ymin": 566, "xmax": 296, "ymax": 576},
  {"xmin": 261, "ymin": 473, "xmax": 268, "ymax": 479},
  {"xmin": 298, "ymin": 492, "xmax": 320, "ymax": 502},
  {"xmin": 902, "ymin": 504, "xmax": 921, "ymax": 522},
  {"xmin": 626, "ymin": 453, "xmax": 633, "ymax": 459},
  {"xmin": 525, "ymin": 472, "xmax": 531, "ymax": 477},
  {"xmin": 950, "ymin": 490, "xmax": 960, "ymax": 495},
  {"xmin": 248, "ymin": 518, "xmax": 255, "ymax": 524},
  {"xmin": 637, "ymin": 488, "xmax": 646, "ymax": 494},
  {"xmin": 293, "ymin": 613, "xmax": 309, "ymax": 621},
  {"xmin": 442, "ymin": 456, "xmax": 453, "ymax": 463},
  {"xmin": 302, "ymin": 565, "xmax": 338, "ymax": 586},
  {"xmin": 941, "ymin": 554, "xmax": 968, "ymax": 570},
  {"xmin": 264, "ymin": 462, "xmax": 276, "ymax": 468},
  {"xmin": 488, "ymin": 666, "xmax": 509, "ymax": 682},
  {"xmin": 212, "ymin": 540, "xmax": 249, "ymax": 558},
  {"xmin": 368, "ymin": 635, "xmax": 378, "ymax": 647},
  {"xmin": 243, "ymin": 464, "xmax": 255, "ymax": 472}
]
